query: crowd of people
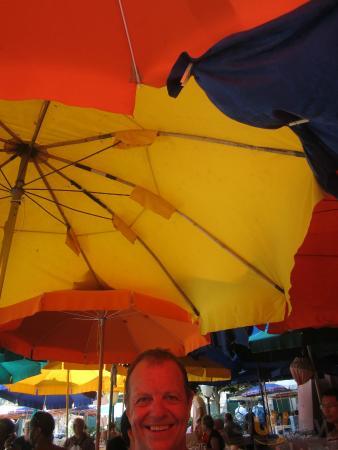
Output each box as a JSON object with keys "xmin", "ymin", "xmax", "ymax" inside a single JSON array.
[{"xmin": 0, "ymin": 348, "xmax": 337, "ymax": 450}]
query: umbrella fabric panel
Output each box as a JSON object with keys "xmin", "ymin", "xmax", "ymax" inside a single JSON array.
[
  {"xmin": 240, "ymin": 383, "xmax": 288, "ymax": 397},
  {"xmin": 0, "ymin": 290, "xmax": 209, "ymax": 363},
  {"xmin": 0, "ymin": 0, "xmax": 308, "ymax": 113},
  {"xmin": 0, "ymin": 385, "xmax": 95, "ymax": 409},
  {"xmin": 167, "ymin": 0, "xmax": 338, "ymax": 197},
  {"xmin": 5, "ymin": 368, "xmax": 124, "ymax": 395},
  {"xmin": 0, "ymin": 81, "xmax": 321, "ymax": 333},
  {"xmin": 268, "ymin": 197, "xmax": 338, "ymax": 332},
  {"xmin": 0, "ymin": 360, "xmax": 45, "ymax": 384}
]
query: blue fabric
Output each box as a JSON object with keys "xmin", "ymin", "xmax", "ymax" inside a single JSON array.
[
  {"xmin": 167, "ymin": 0, "xmax": 338, "ymax": 197},
  {"xmin": 0, "ymin": 385, "xmax": 95, "ymax": 409}
]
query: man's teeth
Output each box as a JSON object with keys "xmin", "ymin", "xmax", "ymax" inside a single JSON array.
[{"xmin": 149, "ymin": 425, "xmax": 170, "ymax": 431}]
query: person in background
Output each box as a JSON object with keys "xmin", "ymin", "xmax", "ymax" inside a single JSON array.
[
  {"xmin": 125, "ymin": 348, "xmax": 193, "ymax": 450},
  {"xmin": 106, "ymin": 413, "xmax": 130, "ymax": 450},
  {"xmin": 29, "ymin": 411, "xmax": 63, "ymax": 450},
  {"xmin": 321, "ymin": 388, "xmax": 338, "ymax": 441},
  {"xmin": 201, "ymin": 415, "xmax": 224, "ymax": 450},
  {"xmin": 234, "ymin": 402, "xmax": 247, "ymax": 428},
  {"xmin": 252, "ymin": 401, "xmax": 265, "ymax": 426},
  {"xmin": 191, "ymin": 386, "xmax": 207, "ymax": 433},
  {"xmin": 0, "ymin": 419, "xmax": 16, "ymax": 450},
  {"xmin": 64, "ymin": 418, "xmax": 94, "ymax": 450},
  {"xmin": 13, "ymin": 421, "xmax": 32, "ymax": 450}
]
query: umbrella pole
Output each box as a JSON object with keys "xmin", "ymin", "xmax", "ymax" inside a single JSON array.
[
  {"xmin": 0, "ymin": 150, "xmax": 31, "ymax": 297},
  {"xmin": 95, "ymin": 317, "xmax": 106, "ymax": 450},
  {"xmin": 66, "ymin": 369, "xmax": 70, "ymax": 439},
  {"xmin": 306, "ymin": 345, "xmax": 321, "ymax": 404},
  {"xmin": 108, "ymin": 364, "xmax": 117, "ymax": 435}
]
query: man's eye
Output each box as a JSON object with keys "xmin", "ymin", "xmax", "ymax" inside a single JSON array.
[
  {"xmin": 165, "ymin": 394, "xmax": 179, "ymax": 402},
  {"xmin": 136, "ymin": 396, "xmax": 151, "ymax": 405}
]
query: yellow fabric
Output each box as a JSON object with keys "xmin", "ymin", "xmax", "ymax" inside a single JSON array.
[
  {"xmin": 115, "ymin": 129, "xmax": 158, "ymax": 148},
  {"xmin": 5, "ymin": 368, "xmax": 125, "ymax": 395},
  {"xmin": 130, "ymin": 186, "xmax": 176, "ymax": 219},
  {"xmin": 0, "ymin": 79, "xmax": 322, "ymax": 333}
]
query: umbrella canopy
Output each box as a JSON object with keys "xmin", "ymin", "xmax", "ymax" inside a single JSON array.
[
  {"xmin": 0, "ymin": 385, "xmax": 95, "ymax": 409},
  {"xmin": 0, "ymin": 289, "xmax": 209, "ymax": 363},
  {"xmin": 168, "ymin": 0, "xmax": 338, "ymax": 197},
  {"xmin": 266, "ymin": 196, "xmax": 338, "ymax": 332},
  {"xmin": 0, "ymin": 359, "xmax": 45, "ymax": 385},
  {"xmin": 240, "ymin": 383, "xmax": 288, "ymax": 397},
  {"xmin": 0, "ymin": 0, "xmax": 308, "ymax": 114},
  {"xmin": 0, "ymin": 80, "xmax": 321, "ymax": 333},
  {"xmin": 4, "ymin": 368, "xmax": 124, "ymax": 395}
]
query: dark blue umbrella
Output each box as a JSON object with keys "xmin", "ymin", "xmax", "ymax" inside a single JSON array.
[
  {"xmin": 168, "ymin": 0, "xmax": 338, "ymax": 198},
  {"xmin": 0, "ymin": 385, "xmax": 96, "ymax": 409}
]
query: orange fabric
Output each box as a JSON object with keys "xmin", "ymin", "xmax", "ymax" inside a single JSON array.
[
  {"xmin": 0, "ymin": 289, "xmax": 209, "ymax": 363},
  {"xmin": 0, "ymin": 0, "xmax": 309, "ymax": 113},
  {"xmin": 130, "ymin": 186, "xmax": 176, "ymax": 219}
]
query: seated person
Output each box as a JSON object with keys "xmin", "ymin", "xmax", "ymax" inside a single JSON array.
[
  {"xmin": 201, "ymin": 415, "xmax": 224, "ymax": 450},
  {"xmin": 64, "ymin": 418, "xmax": 94, "ymax": 450},
  {"xmin": 224, "ymin": 414, "xmax": 242, "ymax": 441},
  {"xmin": 321, "ymin": 388, "xmax": 338, "ymax": 442},
  {"xmin": 29, "ymin": 411, "xmax": 63, "ymax": 450},
  {"xmin": 106, "ymin": 413, "xmax": 130, "ymax": 450}
]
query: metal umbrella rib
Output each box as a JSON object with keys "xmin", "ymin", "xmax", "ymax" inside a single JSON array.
[{"xmin": 39, "ymin": 159, "xmax": 199, "ymax": 316}]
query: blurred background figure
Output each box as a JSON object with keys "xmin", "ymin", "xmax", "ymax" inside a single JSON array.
[
  {"xmin": 234, "ymin": 402, "xmax": 247, "ymax": 428},
  {"xmin": 191, "ymin": 386, "xmax": 207, "ymax": 432},
  {"xmin": 29, "ymin": 411, "xmax": 62, "ymax": 450},
  {"xmin": 106, "ymin": 413, "xmax": 130, "ymax": 450},
  {"xmin": 13, "ymin": 421, "xmax": 32, "ymax": 450},
  {"xmin": 252, "ymin": 400, "xmax": 265, "ymax": 426},
  {"xmin": 0, "ymin": 419, "xmax": 16, "ymax": 450},
  {"xmin": 64, "ymin": 418, "xmax": 94, "ymax": 450},
  {"xmin": 321, "ymin": 388, "xmax": 338, "ymax": 442},
  {"xmin": 201, "ymin": 415, "xmax": 224, "ymax": 450}
]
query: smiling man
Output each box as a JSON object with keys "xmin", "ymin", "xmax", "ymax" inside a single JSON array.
[{"xmin": 125, "ymin": 349, "xmax": 193, "ymax": 450}]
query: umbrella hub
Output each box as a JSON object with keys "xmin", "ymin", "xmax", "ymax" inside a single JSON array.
[{"xmin": 4, "ymin": 141, "xmax": 45, "ymax": 161}]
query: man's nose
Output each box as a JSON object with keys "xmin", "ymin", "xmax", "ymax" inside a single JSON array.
[{"xmin": 150, "ymin": 397, "xmax": 167, "ymax": 416}]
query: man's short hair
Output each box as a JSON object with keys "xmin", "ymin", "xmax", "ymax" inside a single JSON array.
[
  {"xmin": 30, "ymin": 411, "xmax": 55, "ymax": 438},
  {"xmin": 322, "ymin": 388, "xmax": 338, "ymax": 400},
  {"xmin": 125, "ymin": 348, "xmax": 191, "ymax": 403}
]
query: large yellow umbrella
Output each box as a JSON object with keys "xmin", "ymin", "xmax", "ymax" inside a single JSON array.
[
  {"xmin": 0, "ymin": 79, "xmax": 322, "ymax": 333},
  {"xmin": 4, "ymin": 367, "xmax": 125, "ymax": 396}
]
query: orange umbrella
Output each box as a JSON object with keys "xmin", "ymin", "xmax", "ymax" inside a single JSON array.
[
  {"xmin": 0, "ymin": 289, "xmax": 208, "ymax": 450},
  {"xmin": 0, "ymin": 289, "xmax": 208, "ymax": 363},
  {"xmin": 0, "ymin": 0, "xmax": 308, "ymax": 113}
]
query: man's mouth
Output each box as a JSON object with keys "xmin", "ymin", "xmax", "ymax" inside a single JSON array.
[{"xmin": 145, "ymin": 425, "xmax": 172, "ymax": 432}]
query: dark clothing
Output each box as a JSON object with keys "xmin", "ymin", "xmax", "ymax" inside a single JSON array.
[
  {"xmin": 106, "ymin": 437, "xmax": 127, "ymax": 450},
  {"xmin": 224, "ymin": 422, "xmax": 242, "ymax": 441},
  {"xmin": 12, "ymin": 437, "xmax": 32, "ymax": 450},
  {"xmin": 64, "ymin": 434, "xmax": 94, "ymax": 450},
  {"xmin": 206, "ymin": 429, "xmax": 224, "ymax": 450}
]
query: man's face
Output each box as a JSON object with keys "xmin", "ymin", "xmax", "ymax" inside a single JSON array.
[
  {"xmin": 321, "ymin": 395, "xmax": 338, "ymax": 425},
  {"xmin": 126, "ymin": 360, "xmax": 192, "ymax": 450}
]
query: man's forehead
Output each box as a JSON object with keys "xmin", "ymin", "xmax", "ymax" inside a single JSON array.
[{"xmin": 130, "ymin": 359, "xmax": 185, "ymax": 386}]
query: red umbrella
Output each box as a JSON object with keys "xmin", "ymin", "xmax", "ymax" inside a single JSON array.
[
  {"xmin": 0, "ymin": 0, "xmax": 308, "ymax": 113},
  {"xmin": 268, "ymin": 196, "xmax": 338, "ymax": 332}
]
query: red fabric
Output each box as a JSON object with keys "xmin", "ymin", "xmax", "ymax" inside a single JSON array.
[
  {"xmin": 0, "ymin": 0, "xmax": 308, "ymax": 113},
  {"xmin": 268, "ymin": 197, "xmax": 338, "ymax": 332}
]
